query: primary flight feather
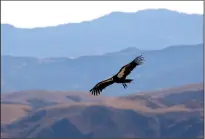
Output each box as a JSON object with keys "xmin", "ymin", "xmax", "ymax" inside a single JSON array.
[{"xmin": 90, "ymin": 55, "xmax": 144, "ymax": 96}]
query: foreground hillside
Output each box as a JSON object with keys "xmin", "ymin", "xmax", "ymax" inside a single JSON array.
[
  {"xmin": 1, "ymin": 43, "xmax": 203, "ymax": 95},
  {"xmin": 1, "ymin": 83, "xmax": 203, "ymax": 138},
  {"xmin": 1, "ymin": 104, "xmax": 31, "ymax": 124}
]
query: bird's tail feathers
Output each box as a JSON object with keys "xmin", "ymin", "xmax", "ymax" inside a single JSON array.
[{"xmin": 124, "ymin": 79, "xmax": 133, "ymax": 83}]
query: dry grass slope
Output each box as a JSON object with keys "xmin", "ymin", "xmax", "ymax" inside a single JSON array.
[
  {"xmin": 1, "ymin": 104, "xmax": 31, "ymax": 124},
  {"xmin": 1, "ymin": 83, "xmax": 204, "ymax": 138}
]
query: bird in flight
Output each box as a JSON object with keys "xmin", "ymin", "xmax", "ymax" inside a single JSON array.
[{"xmin": 89, "ymin": 55, "xmax": 144, "ymax": 96}]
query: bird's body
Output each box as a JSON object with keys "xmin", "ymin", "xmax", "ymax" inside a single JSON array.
[{"xmin": 90, "ymin": 55, "xmax": 144, "ymax": 96}]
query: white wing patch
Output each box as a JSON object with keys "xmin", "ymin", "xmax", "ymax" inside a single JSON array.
[{"xmin": 117, "ymin": 66, "xmax": 127, "ymax": 78}]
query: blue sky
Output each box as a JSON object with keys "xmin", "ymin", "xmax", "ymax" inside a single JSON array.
[{"xmin": 1, "ymin": 1, "xmax": 203, "ymax": 28}]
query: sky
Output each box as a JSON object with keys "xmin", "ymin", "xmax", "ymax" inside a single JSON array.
[{"xmin": 1, "ymin": 1, "xmax": 204, "ymax": 28}]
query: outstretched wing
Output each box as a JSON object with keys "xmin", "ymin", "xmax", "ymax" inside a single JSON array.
[
  {"xmin": 117, "ymin": 55, "xmax": 144, "ymax": 78},
  {"xmin": 90, "ymin": 77, "xmax": 114, "ymax": 96}
]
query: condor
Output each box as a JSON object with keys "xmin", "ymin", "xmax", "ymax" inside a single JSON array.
[{"xmin": 90, "ymin": 55, "xmax": 144, "ymax": 96}]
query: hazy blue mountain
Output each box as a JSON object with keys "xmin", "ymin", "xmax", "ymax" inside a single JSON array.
[
  {"xmin": 1, "ymin": 43, "xmax": 203, "ymax": 96},
  {"xmin": 1, "ymin": 9, "xmax": 203, "ymax": 58}
]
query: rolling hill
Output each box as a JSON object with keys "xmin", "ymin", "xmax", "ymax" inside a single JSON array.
[
  {"xmin": 1, "ymin": 83, "xmax": 203, "ymax": 138},
  {"xmin": 1, "ymin": 104, "xmax": 31, "ymax": 125}
]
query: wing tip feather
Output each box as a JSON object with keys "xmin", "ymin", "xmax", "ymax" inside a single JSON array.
[{"xmin": 134, "ymin": 55, "xmax": 144, "ymax": 64}]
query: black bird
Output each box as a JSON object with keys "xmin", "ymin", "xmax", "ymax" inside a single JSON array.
[{"xmin": 89, "ymin": 55, "xmax": 144, "ymax": 96}]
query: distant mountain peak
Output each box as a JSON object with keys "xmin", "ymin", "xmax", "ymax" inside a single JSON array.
[
  {"xmin": 119, "ymin": 47, "xmax": 141, "ymax": 53},
  {"xmin": 98, "ymin": 8, "xmax": 201, "ymax": 21},
  {"xmin": 1, "ymin": 9, "xmax": 203, "ymax": 58}
]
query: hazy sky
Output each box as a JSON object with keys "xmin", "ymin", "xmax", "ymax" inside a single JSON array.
[{"xmin": 1, "ymin": 1, "xmax": 203, "ymax": 28}]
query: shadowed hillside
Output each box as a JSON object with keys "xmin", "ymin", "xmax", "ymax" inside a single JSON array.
[{"xmin": 1, "ymin": 83, "xmax": 203, "ymax": 138}]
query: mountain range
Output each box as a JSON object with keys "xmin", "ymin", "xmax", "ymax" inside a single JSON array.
[
  {"xmin": 1, "ymin": 9, "xmax": 203, "ymax": 58},
  {"xmin": 1, "ymin": 83, "xmax": 203, "ymax": 138},
  {"xmin": 1, "ymin": 43, "xmax": 203, "ymax": 95},
  {"xmin": 1, "ymin": 7, "xmax": 204, "ymax": 139}
]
